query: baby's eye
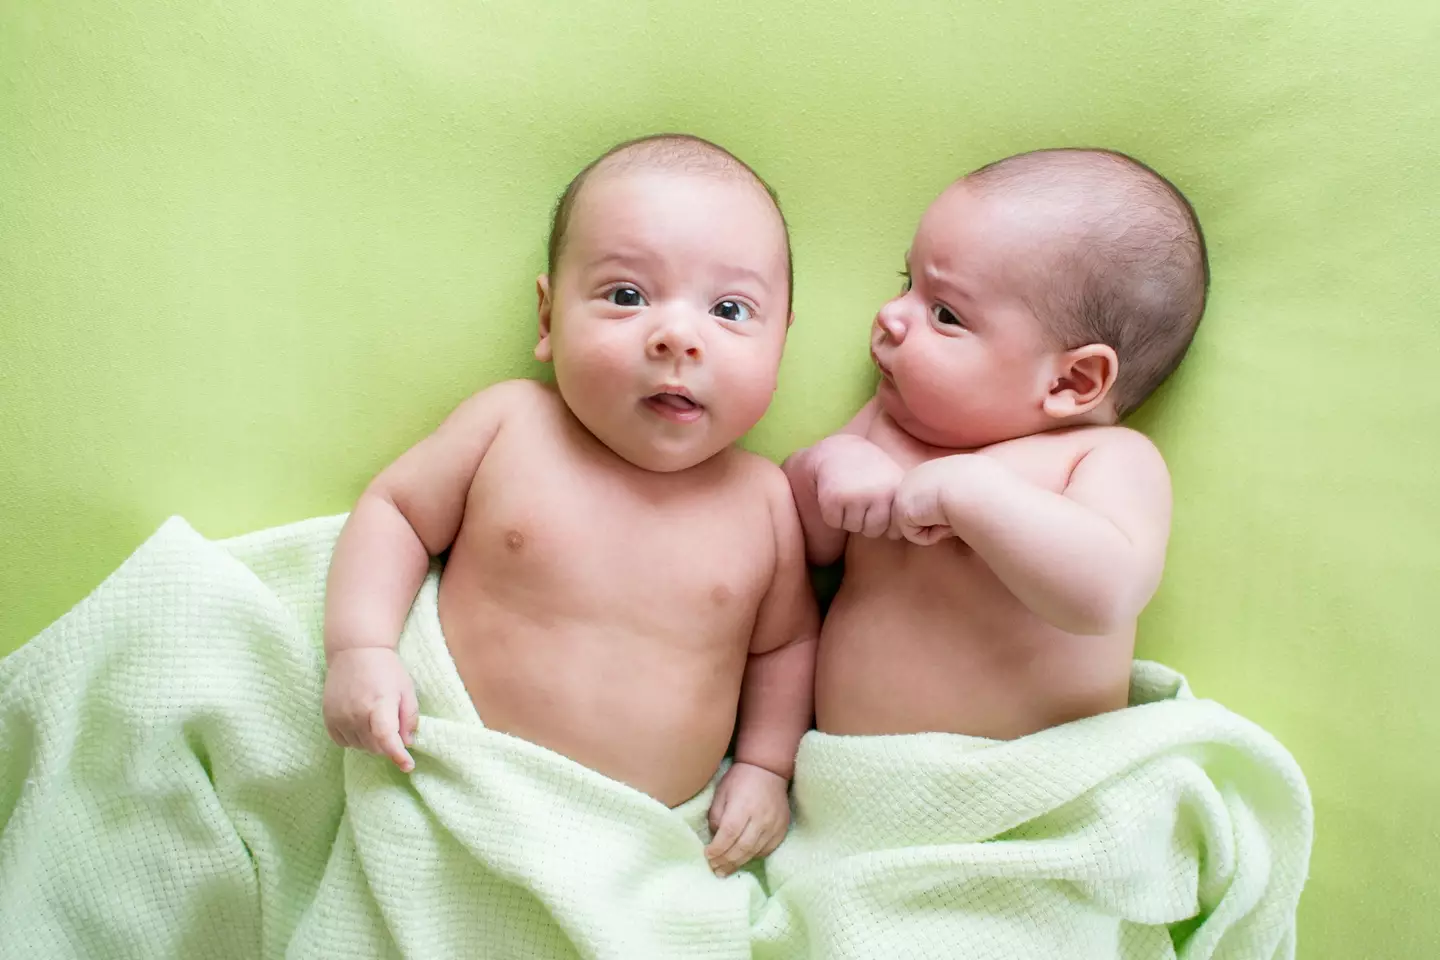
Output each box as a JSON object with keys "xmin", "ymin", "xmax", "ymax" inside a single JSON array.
[
  {"xmin": 898, "ymin": 269, "xmax": 912, "ymax": 293},
  {"xmin": 712, "ymin": 300, "xmax": 753, "ymax": 323},
  {"xmin": 607, "ymin": 287, "xmax": 647, "ymax": 307},
  {"xmin": 931, "ymin": 304, "xmax": 963, "ymax": 326}
]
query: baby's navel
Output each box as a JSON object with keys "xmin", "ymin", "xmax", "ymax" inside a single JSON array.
[
  {"xmin": 710, "ymin": 584, "xmax": 733, "ymax": 606},
  {"xmin": 504, "ymin": 530, "xmax": 525, "ymax": 552}
]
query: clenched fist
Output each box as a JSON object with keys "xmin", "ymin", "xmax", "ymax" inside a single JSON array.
[{"xmin": 813, "ymin": 434, "xmax": 906, "ymax": 539}]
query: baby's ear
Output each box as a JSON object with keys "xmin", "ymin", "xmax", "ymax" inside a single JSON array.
[
  {"xmin": 1043, "ymin": 344, "xmax": 1118, "ymax": 420},
  {"xmin": 535, "ymin": 275, "xmax": 554, "ymax": 363}
]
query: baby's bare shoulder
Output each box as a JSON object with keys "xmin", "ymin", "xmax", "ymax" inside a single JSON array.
[
  {"xmin": 710, "ymin": 450, "xmax": 799, "ymax": 538},
  {"xmin": 475, "ymin": 377, "xmax": 557, "ymax": 410},
  {"xmin": 979, "ymin": 426, "xmax": 1167, "ymax": 497},
  {"xmin": 465, "ymin": 378, "xmax": 573, "ymax": 434},
  {"xmin": 1070, "ymin": 426, "xmax": 1168, "ymax": 474},
  {"xmin": 726, "ymin": 449, "xmax": 792, "ymax": 501},
  {"xmin": 1057, "ymin": 427, "xmax": 1171, "ymax": 515},
  {"xmin": 1003, "ymin": 425, "xmax": 1164, "ymax": 466}
]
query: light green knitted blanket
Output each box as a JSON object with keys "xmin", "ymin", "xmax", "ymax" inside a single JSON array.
[
  {"xmin": 756, "ymin": 663, "xmax": 1313, "ymax": 958},
  {"xmin": 0, "ymin": 516, "xmax": 1310, "ymax": 958}
]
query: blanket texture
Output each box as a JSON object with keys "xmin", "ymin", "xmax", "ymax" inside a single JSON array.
[
  {"xmin": 0, "ymin": 516, "xmax": 760, "ymax": 959},
  {"xmin": 0, "ymin": 516, "xmax": 1311, "ymax": 959},
  {"xmin": 755, "ymin": 664, "xmax": 1313, "ymax": 958}
]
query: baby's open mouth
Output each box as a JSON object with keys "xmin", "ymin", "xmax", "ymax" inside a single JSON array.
[{"xmin": 644, "ymin": 389, "xmax": 704, "ymax": 423}]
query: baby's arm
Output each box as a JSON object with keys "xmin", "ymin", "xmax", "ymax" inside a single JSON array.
[
  {"xmin": 782, "ymin": 398, "xmax": 900, "ymax": 565},
  {"xmin": 892, "ymin": 429, "xmax": 1172, "ymax": 635},
  {"xmin": 705, "ymin": 472, "xmax": 819, "ymax": 877},
  {"xmin": 322, "ymin": 382, "xmax": 518, "ymax": 769}
]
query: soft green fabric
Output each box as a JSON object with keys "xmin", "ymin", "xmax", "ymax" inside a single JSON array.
[
  {"xmin": 0, "ymin": 516, "xmax": 764, "ymax": 958},
  {"xmin": 760, "ymin": 663, "xmax": 1312, "ymax": 958},
  {"xmin": 2, "ymin": 0, "xmax": 1436, "ymax": 952},
  {"xmin": 0, "ymin": 516, "xmax": 1309, "ymax": 958}
]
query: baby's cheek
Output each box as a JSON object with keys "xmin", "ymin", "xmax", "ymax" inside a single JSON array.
[
  {"xmin": 724, "ymin": 363, "xmax": 781, "ymax": 430},
  {"xmin": 561, "ymin": 342, "xmax": 627, "ymax": 392},
  {"xmin": 896, "ymin": 362, "xmax": 957, "ymax": 424}
]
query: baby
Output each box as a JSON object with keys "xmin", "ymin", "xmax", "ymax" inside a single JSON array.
[
  {"xmin": 321, "ymin": 134, "xmax": 817, "ymax": 877},
  {"xmin": 786, "ymin": 148, "xmax": 1207, "ymax": 739}
]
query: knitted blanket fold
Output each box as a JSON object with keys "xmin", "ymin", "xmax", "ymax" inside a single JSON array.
[
  {"xmin": 753, "ymin": 661, "xmax": 1313, "ymax": 959},
  {"xmin": 0, "ymin": 516, "xmax": 760, "ymax": 960}
]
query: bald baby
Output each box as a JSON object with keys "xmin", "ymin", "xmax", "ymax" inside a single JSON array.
[
  {"xmin": 323, "ymin": 132, "xmax": 817, "ymax": 880},
  {"xmin": 548, "ymin": 134, "xmax": 794, "ymax": 312}
]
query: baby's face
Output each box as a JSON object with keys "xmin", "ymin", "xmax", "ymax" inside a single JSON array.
[
  {"xmin": 870, "ymin": 183, "xmax": 1064, "ymax": 449},
  {"xmin": 537, "ymin": 169, "xmax": 791, "ymax": 473}
]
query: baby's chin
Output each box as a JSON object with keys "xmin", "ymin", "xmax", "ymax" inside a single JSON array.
[
  {"xmin": 880, "ymin": 388, "xmax": 1028, "ymax": 451},
  {"xmin": 616, "ymin": 445, "xmax": 725, "ymax": 474},
  {"xmin": 600, "ymin": 419, "xmax": 746, "ymax": 474}
]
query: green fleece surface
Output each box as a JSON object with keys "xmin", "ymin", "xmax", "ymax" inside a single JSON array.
[{"xmin": 2, "ymin": 0, "xmax": 1437, "ymax": 953}]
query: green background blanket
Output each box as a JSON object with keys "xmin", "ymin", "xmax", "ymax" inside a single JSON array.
[
  {"xmin": 2, "ymin": 0, "xmax": 1436, "ymax": 952},
  {"xmin": 0, "ymin": 517, "xmax": 1309, "ymax": 958}
]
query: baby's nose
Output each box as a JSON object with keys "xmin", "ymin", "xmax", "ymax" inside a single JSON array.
[
  {"xmin": 875, "ymin": 301, "xmax": 908, "ymax": 343},
  {"xmin": 647, "ymin": 314, "xmax": 704, "ymax": 361}
]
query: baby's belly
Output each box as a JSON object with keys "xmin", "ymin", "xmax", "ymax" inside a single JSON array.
[
  {"xmin": 816, "ymin": 543, "xmax": 1133, "ymax": 739},
  {"xmin": 436, "ymin": 571, "xmax": 746, "ymax": 808}
]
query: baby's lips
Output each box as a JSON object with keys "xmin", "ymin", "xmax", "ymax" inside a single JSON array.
[{"xmin": 649, "ymin": 392, "xmax": 700, "ymax": 411}]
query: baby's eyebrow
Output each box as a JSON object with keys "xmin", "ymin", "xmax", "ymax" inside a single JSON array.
[
  {"xmin": 920, "ymin": 263, "xmax": 976, "ymax": 303},
  {"xmin": 586, "ymin": 250, "xmax": 659, "ymax": 273},
  {"xmin": 713, "ymin": 264, "xmax": 773, "ymax": 295}
]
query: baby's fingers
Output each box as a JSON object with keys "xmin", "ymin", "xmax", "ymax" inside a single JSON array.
[
  {"xmin": 817, "ymin": 488, "xmax": 846, "ymax": 530},
  {"xmin": 368, "ymin": 703, "xmax": 414, "ymax": 772},
  {"xmin": 707, "ymin": 792, "xmax": 729, "ymax": 836},
  {"xmin": 705, "ymin": 813, "xmax": 749, "ymax": 876},
  {"xmin": 381, "ymin": 731, "xmax": 414, "ymax": 772},
  {"xmin": 907, "ymin": 524, "xmax": 954, "ymax": 545},
  {"xmin": 399, "ymin": 687, "xmax": 419, "ymax": 747},
  {"xmin": 720, "ymin": 818, "xmax": 767, "ymax": 876},
  {"xmin": 860, "ymin": 502, "xmax": 891, "ymax": 539}
]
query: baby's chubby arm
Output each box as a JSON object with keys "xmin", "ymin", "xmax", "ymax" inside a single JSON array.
[
  {"xmin": 323, "ymin": 380, "xmax": 524, "ymax": 770},
  {"xmin": 781, "ymin": 399, "xmax": 902, "ymax": 565},
  {"xmin": 891, "ymin": 429, "xmax": 1172, "ymax": 636},
  {"xmin": 705, "ymin": 471, "xmax": 819, "ymax": 877}
]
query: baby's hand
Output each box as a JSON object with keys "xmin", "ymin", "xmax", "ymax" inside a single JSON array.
[
  {"xmin": 813, "ymin": 434, "xmax": 906, "ymax": 539},
  {"xmin": 322, "ymin": 647, "xmax": 419, "ymax": 772},
  {"xmin": 705, "ymin": 762, "xmax": 791, "ymax": 877},
  {"xmin": 890, "ymin": 455, "xmax": 975, "ymax": 545}
]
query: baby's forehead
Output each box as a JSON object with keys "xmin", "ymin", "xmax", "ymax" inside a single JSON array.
[
  {"xmin": 918, "ymin": 185, "xmax": 1075, "ymax": 265},
  {"xmin": 573, "ymin": 169, "xmax": 786, "ymax": 247},
  {"xmin": 579, "ymin": 164, "xmax": 776, "ymax": 217},
  {"xmin": 565, "ymin": 170, "xmax": 788, "ymax": 288}
]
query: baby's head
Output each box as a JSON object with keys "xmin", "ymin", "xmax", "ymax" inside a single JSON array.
[
  {"xmin": 871, "ymin": 148, "xmax": 1208, "ymax": 449},
  {"xmin": 537, "ymin": 134, "xmax": 793, "ymax": 472}
]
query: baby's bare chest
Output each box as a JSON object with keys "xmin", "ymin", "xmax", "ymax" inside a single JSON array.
[{"xmin": 453, "ymin": 437, "xmax": 774, "ymax": 612}]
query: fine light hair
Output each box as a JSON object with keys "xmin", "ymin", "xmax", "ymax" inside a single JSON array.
[
  {"xmin": 546, "ymin": 133, "xmax": 794, "ymax": 313},
  {"xmin": 966, "ymin": 148, "xmax": 1210, "ymax": 417}
]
